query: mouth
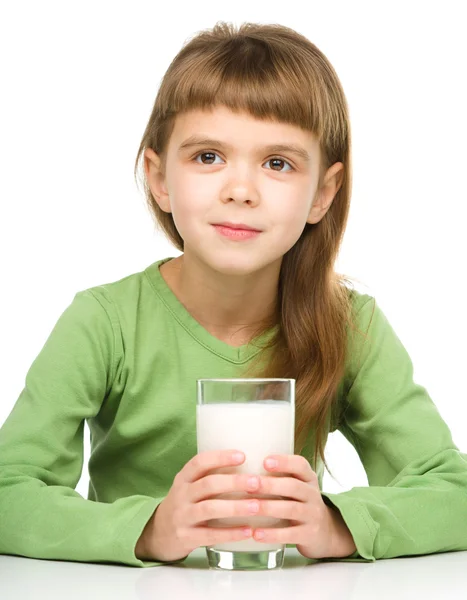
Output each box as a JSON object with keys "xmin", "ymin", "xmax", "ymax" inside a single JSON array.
[
  {"xmin": 211, "ymin": 222, "xmax": 262, "ymax": 232},
  {"xmin": 212, "ymin": 224, "xmax": 262, "ymax": 241}
]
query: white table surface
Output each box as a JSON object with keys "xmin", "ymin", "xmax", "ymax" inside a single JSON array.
[{"xmin": 1, "ymin": 548, "xmax": 466, "ymax": 599}]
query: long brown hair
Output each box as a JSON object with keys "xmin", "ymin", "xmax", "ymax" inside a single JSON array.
[{"xmin": 134, "ymin": 22, "xmax": 369, "ymax": 480}]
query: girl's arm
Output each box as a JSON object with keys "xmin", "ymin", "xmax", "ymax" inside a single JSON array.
[
  {"xmin": 320, "ymin": 296, "xmax": 467, "ymax": 561},
  {"xmin": 0, "ymin": 292, "xmax": 166, "ymax": 567}
]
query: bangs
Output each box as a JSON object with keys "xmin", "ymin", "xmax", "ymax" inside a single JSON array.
[{"xmin": 158, "ymin": 35, "xmax": 329, "ymax": 141}]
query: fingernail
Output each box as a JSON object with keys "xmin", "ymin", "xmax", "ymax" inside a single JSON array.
[
  {"xmin": 232, "ymin": 452, "xmax": 244, "ymax": 463},
  {"xmin": 255, "ymin": 530, "xmax": 265, "ymax": 540},
  {"xmin": 243, "ymin": 528, "xmax": 252, "ymax": 537},
  {"xmin": 248, "ymin": 500, "xmax": 259, "ymax": 513},
  {"xmin": 265, "ymin": 458, "xmax": 278, "ymax": 469}
]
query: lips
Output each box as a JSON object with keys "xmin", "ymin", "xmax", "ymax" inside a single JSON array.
[
  {"xmin": 212, "ymin": 224, "xmax": 261, "ymax": 241},
  {"xmin": 212, "ymin": 222, "xmax": 262, "ymax": 232}
]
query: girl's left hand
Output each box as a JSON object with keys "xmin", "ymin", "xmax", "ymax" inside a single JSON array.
[{"xmin": 248, "ymin": 454, "xmax": 357, "ymax": 559}]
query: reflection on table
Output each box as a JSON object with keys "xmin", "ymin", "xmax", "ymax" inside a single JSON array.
[{"xmin": 1, "ymin": 547, "xmax": 467, "ymax": 600}]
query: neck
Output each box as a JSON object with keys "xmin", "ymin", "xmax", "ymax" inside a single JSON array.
[{"xmin": 160, "ymin": 252, "xmax": 280, "ymax": 345}]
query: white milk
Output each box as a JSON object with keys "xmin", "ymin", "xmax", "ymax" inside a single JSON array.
[{"xmin": 196, "ymin": 400, "xmax": 294, "ymax": 552}]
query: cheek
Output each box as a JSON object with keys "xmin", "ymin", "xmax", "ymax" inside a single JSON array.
[
  {"xmin": 268, "ymin": 205, "xmax": 311, "ymax": 255},
  {"xmin": 170, "ymin": 202, "xmax": 197, "ymax": 239},
  {"xmin": 168, "ymin": 181, "xmax": 211, "ymax": 239},
  {"xmin": 276, "ymin": 203, "xmax": 310, "ymax": 238}
]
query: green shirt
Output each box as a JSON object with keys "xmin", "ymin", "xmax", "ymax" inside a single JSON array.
[{"xmin": 1, "ymin": 256, "xmax": 466, "ymax": 567}]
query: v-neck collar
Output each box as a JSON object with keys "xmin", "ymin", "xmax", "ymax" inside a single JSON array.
[{"xmin": 144, "ymin": 257, "xmax": 279, "ymax": 364}]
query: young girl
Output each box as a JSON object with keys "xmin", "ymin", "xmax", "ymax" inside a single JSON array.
[{"xmin": 1, "ymin": 21, "xmax": 466, "ymax": 568}]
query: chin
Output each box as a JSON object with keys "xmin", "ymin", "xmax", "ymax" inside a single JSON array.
[
  {"xmin": 212, "ymin": 262, "xmax": 254, "ymax": 276},
  {"xmin": 207, "ymin": 255, "xmax": 276, "ymax": 277}
]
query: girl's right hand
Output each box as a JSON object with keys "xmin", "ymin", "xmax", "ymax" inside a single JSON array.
[{"xmin": 135, "ymin": 449, "xmax": 260, "ymax": 562}]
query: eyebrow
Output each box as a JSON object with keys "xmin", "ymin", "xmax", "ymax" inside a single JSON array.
[{"xmin": 178, "ymin": 135, "xmax": 311, "ymax": 163}]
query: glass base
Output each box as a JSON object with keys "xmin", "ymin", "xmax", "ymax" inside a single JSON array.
[{"xmin": 206, "ymin": 546, "xmax": 285, "ymax": 570}]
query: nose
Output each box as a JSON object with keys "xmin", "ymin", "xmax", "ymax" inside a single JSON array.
[
  {"xmin": 221, "ymin": 166, "xmax": 260, "ymax": 206},
  {"xmin": 222, "ymin": 187, "xmax": 260, "ymax": 207}
]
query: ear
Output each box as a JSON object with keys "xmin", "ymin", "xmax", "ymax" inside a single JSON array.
[
  {"xmin": 306, "ymin": 162, "xmax": 344, "ymax": 225},
  {"xmin": 144, "ymin": 148, "xmax": 171, "ymax": 213}
]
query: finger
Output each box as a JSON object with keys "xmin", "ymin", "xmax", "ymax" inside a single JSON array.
[
  {"xmin": 256, "ymin": 476, "xmax": 312, "ymax": 502},
  {"xmin": 254, "ymin": 499, "xmax": 311, "ymax": 521},
  {"xmin": 190, "ymin": 473, "xmax": 256, "ymax": 503},
  {"xmin": 252, "ymin": 525, "xmax": 304, "ymax": 544},
  {"xmin": 264, "ymin": 454, "xmax": 317, "ymax": 484},
  {"xmin": 181, "ymin": 450, "xmax": 245, "ymax": 484},
  {"xmin": 190, "ymin": 498, "xmax": 262, "ymax": 525},
  {"xmin": 194, "ymin": 525, "xmax": 253, "ymax": 547}
]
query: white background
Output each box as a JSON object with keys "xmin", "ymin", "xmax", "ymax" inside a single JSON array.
[{"xmin": 0, "ymin": 1, "xmax": 466, "ymax": 498}]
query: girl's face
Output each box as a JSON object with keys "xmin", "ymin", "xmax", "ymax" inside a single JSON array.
[{"xmin": 145, "ymin": 105, "xmax": 343, "ymax": 276}]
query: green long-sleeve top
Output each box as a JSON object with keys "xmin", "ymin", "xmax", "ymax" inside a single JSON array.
[{"xmin": 1, "ymin": 256, "xmax": 466, "ymax": 567}]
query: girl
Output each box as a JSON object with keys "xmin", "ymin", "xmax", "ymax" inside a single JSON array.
[{"xmin": 1, "ymin": 21, "xmax": 466, "ymax": 568}]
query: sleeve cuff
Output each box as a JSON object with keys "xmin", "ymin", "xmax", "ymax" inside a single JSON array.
[
  {"xmin": 115, "ymin": 496, "xmax": 188, "ymax": 567},
  {"xmin": 320, "ymin": 492, "xmax": 378, "ymax": 562}
]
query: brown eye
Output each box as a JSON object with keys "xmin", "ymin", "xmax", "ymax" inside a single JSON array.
[
  {"xmin": 265, "ymin": 158, "xmax": 293, "ymax": 172},
  {"xmin": 194, "ymin": 152, "xmax": 220, "ymax": 165}
]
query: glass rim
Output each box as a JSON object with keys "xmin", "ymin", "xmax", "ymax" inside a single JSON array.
[{"xmin": 197, "ymin": 378, "xmax": 294, "ymax": 383}]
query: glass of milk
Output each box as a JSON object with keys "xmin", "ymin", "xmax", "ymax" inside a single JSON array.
[{"xmin": 196, "ymin": 378, "xmax": 295, "ymax": 570}]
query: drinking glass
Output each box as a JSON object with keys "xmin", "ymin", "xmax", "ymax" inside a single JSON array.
[{"xmin": 196, "ymin": 378, "xmax": 295, "ymax": 570}]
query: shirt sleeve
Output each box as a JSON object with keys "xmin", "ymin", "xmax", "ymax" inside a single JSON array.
[
  {"xmin": 0, "ymin": 290, "xmax": 176, "ymax": 567},
  {"xmin": 320, "ymin": 296, "xmax": 467, "ymax": 562}
]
